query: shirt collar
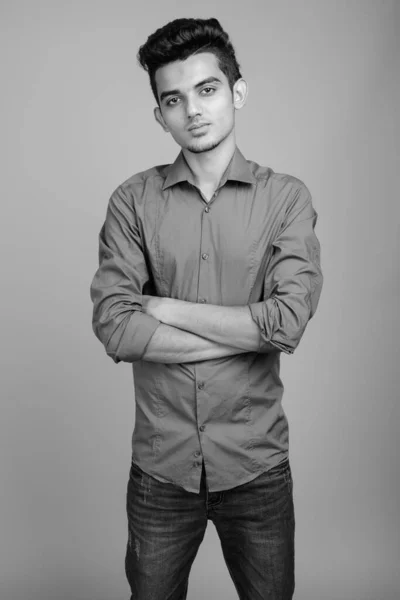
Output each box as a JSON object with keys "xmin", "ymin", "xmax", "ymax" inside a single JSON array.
[{"xmin": 162, "ymin": 146, "xmax": 256, "ymax": 190}]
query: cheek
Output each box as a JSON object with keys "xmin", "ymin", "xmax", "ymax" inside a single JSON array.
[
  {"xmin": 215, "ymin": 111, "xmax": 234, "ymax": 134},
  {"xmin": 162, "ymin": 109, "xmax": 184, "ymax": 132},
  {"xmin": 170, "ymin": 114, "xmax": 188, "ymax": 136},
  {"xmin": 213, "ymin": 96, "xmax": 234, "ymax": 122}
]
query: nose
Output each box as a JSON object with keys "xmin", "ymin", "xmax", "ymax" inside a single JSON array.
[{"xmin": 186, "ymin": 95, "xmax": 202, "ymax": 119}]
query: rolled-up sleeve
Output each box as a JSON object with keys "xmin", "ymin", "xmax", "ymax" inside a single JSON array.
[
  {"xmin": 90, "ymin": 185, "xmax": 160, "ymax": 363},
  {"xmin": 248, "ymin": 184, "xmax": 323, "ymax": 355}
]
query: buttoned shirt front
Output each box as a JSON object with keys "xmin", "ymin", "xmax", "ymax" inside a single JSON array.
[{"xmin": 90, "ymin": 147, "xmax": 323, "ymax": 493}]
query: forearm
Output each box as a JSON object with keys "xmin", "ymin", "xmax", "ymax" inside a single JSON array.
[
  {"xmin": 153, "ymin": 300, "xmax": 264, "ymax": 352},
  {"xmin": 142, "ymin": 323, "xmax": 250, "ymax": 363}
]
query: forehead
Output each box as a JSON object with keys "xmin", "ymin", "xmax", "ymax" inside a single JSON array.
[{"xmin": 154, "ymin": 52, "xmax": 228, "ymax": 95}]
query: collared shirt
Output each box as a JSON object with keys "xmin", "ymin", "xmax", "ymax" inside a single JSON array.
[{"xmin": 90, "ymin": 147, "xmax": 323, "ymax": 493}]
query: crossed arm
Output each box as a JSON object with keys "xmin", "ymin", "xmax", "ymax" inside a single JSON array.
[
  {"xmin": 141, "ymin": 298, "xmax": 265, "ymax": 363},
  {"xmin": 90, "ymin": 184, "xmax": 323, "ymax": 365}
]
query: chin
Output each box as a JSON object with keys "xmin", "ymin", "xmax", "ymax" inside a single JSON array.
[{"xmin": 186, "ymin": 138, "xmax": 222, "ymax": 154}]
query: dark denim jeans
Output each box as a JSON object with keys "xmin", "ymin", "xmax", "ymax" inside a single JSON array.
[{"xmin": 125, "ymin": 457, "xmax": 295, "ymax": 600}]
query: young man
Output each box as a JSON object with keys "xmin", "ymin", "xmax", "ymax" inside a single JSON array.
[{"xmin": 90, "ymin": 17, "xmax": 323, "ymax": 600}]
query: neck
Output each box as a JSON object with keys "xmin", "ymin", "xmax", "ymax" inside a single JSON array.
[{"xmin": 181, "ymin": 131, "xmax": 236, "ymax": 191}]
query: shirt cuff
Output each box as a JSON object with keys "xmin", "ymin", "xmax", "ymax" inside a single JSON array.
[
  {"xmin": 248, "ymin": 302, "xmax": 294, "ymax": 355},
  {"xmin": 115, "ymin": 312, "xmax": 161, "ymax": 363}
]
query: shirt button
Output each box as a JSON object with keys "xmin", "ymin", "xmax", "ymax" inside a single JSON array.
[
  {"xmin": 199, "ymin": 425, "xmax": 205, "ymax": 432},
  {"xmin": 202, "ymin": 253, "xmax": 209, "ymax": 260},
  {"xmin": 194, "ymin": 450, "xmax": 201, "ymax": 457},
  {"xmin": 197, "ymin": 382, "xmax": 204, "ymax": 390},
  {"xmin": 205, "ymin": 207, "xmax": 210, "ymax": 213}
]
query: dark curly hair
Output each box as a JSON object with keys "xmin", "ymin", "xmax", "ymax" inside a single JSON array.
[{"xmin": 137, "ymin": 18, "xmax": 242, "ymax": 104}]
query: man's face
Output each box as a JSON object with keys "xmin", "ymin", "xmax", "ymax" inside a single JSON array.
[{"xmin": 154, "ymin": 52, "xmax": 240, "ymax": 154}]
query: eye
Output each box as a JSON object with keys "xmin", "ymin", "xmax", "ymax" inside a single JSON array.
[
  {"xmin": 201, "ymin": 87, "xmax": 216, "ymax": 95},
  {"xmin": 166, "ymin": 97, "xmax": 180, "ymax": 106}
]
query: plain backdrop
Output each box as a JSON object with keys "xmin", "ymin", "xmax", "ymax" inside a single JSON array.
[{"xmin": 1, "ymin": 1, "xmax": 399, "ymax": 599}]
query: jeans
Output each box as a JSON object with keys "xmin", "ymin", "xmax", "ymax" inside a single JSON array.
[{"xmin": 125, "ymin": 457, "xmax": 295, "ymax": 600}]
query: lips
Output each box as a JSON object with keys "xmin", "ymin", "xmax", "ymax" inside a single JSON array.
[{"xmin": 188, "ymin": 123, "xmax": 209, "ymax": 131}]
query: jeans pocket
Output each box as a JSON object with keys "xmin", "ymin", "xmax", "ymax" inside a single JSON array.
[
  {"xmin": 269, "ymin": 458, "xmax": 293, "ymax": 495},
  {"xmin": 283, "ymin": 465, "xmax": 293, "ymax": 494}
]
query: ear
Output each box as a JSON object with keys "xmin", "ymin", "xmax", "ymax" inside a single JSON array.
[
  {"xmin": 233, "ymin": 78, "xmax": 248, "ymax": 110},
  {"xmin": 154, "ymin": 106, "xmax": 169, "ymax": 132}
]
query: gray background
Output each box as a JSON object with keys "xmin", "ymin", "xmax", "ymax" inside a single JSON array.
[{"xmin": 1, "ymin": 1, "xmax": 399, "ymax": 599}]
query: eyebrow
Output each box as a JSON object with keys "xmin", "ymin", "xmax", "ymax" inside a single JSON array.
[{"xmin": 159, "ymin": 76, "xmax": 222, "ymax": 103}]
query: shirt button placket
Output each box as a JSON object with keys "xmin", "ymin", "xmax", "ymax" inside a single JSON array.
[
  {"xmin": 198, "ymin": 204, "xmax": 209, "ymax": 303},
  {"xmin": 196, "ymin": 204, "xmax": 210, "ymax": 451}
]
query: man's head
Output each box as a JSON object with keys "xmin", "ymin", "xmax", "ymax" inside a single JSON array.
[
  {"xmin": 137, "ymin": 18, "xmax": 247, "ymax": 154},
  {"xmin": 138, "ymin": 18, "xmax": 242, "ymax": 104}
]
